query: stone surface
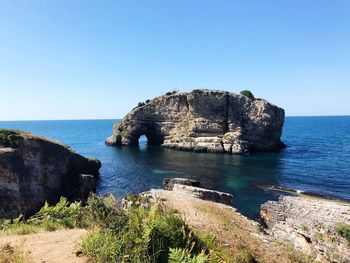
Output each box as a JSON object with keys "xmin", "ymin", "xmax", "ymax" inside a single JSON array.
[
  {"xmin": 261, "ymin": 196, "xmax": 350, "ymax": 262},
  {"xmin": 163, "ymin": 178, "xmax": 201, "ymax": 190},
  {"xmin": 106, "ymin": 90, "xmax": 285, "ymax": 154},
  {"xmin": 0, "ymin": 131, "xmax": 101, "ymax": 218},
  {"xmin": 171, "ymin": 184, "xmax": 233, "ymax": 206}
]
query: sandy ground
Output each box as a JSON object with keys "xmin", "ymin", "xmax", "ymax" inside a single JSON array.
[{"xmin": 0, "ymin": 229, "xmax": 88, "ymax": 263}]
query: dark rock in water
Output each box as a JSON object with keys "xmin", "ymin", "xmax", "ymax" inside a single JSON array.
[
  {"xmin": 106, "ymin": 89, "xmax": 285, "ymax": 154},
  {"xmin": 79, "ymin": 174, "xmax": 97, "ymax": 200},
  {"xmin": 0, "ymin": 130, "xmax": 101, "ymax": 219},
  {"xmin": 163, "ymin": 178, "xmax": 201, "ymax": 190}
]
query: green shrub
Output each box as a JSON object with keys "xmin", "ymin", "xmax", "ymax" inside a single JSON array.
[
  {"xmin": 168, "ymin": 248, "xmax": 209, "ymax": 263},
  {"xmin": 191, "ymin": 89, "xmax": 202, "ymax": 94},
  {"xmin": 28, "ymin": 198, "xmax": 82, "ymax": 229},
  {"xmin": 0, "ymin": 129, "xmax": 21, "ymax": 147},
  {"xmin": 138, "ymin": 102, "xmax": 146, "ymax": 107},
  {"xmin": 337, "ymin": 223, "xmax": 350, "ymax": 246},
  {"xmin": 146, "ymin": 99, "xmax": 151, "ymax": 104},
  {"xmin": 240, "ymin": 90, "xmax": 255, "ymax": 100},
  {"xmin": 165, "ymin": 90, "xmax": 178, "ymax": 96},
  {"xmin": 0, "ymin": 195, "xmax": 225, "ymax": 262},
  {"xmin": 81, "ymin": 230, "xmax": 120, "ymax": 263},
  {"xmin": 81, "ymin": 202, "xmax": 205, "ymax": 262},
  {"xmin": 81, "ymin": 194, "xmax": 126, "ymax": 230},
  {"xmin": 0, "ymin": 197, "xmax": 83, "ymax": 235}
]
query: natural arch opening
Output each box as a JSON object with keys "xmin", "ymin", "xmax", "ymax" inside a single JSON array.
[
  {"xmin": 138, "ymin": 135, "xmax": 148, "ymax": 150},
  {"xmin": 131, "ymin": 123, "xmax": 164, "ymax": 147}
]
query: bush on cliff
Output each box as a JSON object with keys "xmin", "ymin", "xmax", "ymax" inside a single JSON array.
[
  {"xmin": 191, "ymin": 89, "xmax": 202, "ymax": 94},
  {"xmin": 0, "ymin": 129, "xmax": 21, "ymax": 148},
  {"xmin": 165, "ymin": 90, "xmax": 178, "ymax": 96},
  {"xmin": 240, "ymin": 90, "xmax": 255, "ymax": 100},
  {"xmin": 138, "ymin": 102, "xmax": 146, "ymax": 107}
]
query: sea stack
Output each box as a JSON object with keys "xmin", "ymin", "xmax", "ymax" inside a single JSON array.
[
  {"xmin": 0, "ymin": 130, "xmax": 101, "ymax": 218},
  {"xmin": 106, "ymin": 89, "xmax": 285, "ymax": 154}
]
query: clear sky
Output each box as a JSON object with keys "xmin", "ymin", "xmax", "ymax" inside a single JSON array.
[{"xmin": 0, "ymin": 0, "xmax": 349, "ymax": 120}]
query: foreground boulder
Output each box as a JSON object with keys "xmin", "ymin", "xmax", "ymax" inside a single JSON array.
[
  {"xmin": 261, "ymin": 196, "xmax": 350, "ymax": 262},
  {"xmin": 106, "ymin": 90, "xmax": 285, "ymax": 154},
  {"xmin": 0, "ymin": 130, "xmax": 101, "ymax": 218}
]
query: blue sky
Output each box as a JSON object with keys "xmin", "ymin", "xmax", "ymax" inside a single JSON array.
[{"xmin": 0, "ymin": 0, "xmax": 349, "ymax": 120}]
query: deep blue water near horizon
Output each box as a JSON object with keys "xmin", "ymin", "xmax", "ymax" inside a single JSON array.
[{"xmin": 1, "ymin": 116, "xmax": 350, "ymax": 219}]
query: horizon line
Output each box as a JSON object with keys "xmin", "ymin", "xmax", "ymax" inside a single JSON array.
[{"xmin": 1, "ymin": 114, "xmax": 350, "ymax": 122}]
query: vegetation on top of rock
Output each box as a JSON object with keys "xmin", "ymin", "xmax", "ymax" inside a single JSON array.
[
  {"xmin": 240, "ymin": 90, "xmax": 255, "ymax": 100},
  {"xmin": 146, "ymin": 99, "xmax": 151, "ymax": 104},
  {"xmin": 0, "ymin": 129, "xmax": 22, "ymax": 148},
  {"xmin": 337, "ymin": 223, "xmax": 350, "ymax": 246},
  {"xmin": 165, "ymin": 90, "xmax": 178, "ymax": 96},
  {"xmin": 191, "ymin": 89, "xmax": 202, "ymax": 94},
  {"xmin": 138, "ymin": 102, "xmax": 146, "ymax": 107}
]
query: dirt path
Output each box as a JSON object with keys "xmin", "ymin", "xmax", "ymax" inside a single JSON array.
[
  {"xmin": 148, "ymin": 189, "xmax": 310, "ymax": 263},
  {"xmin": 0, "ymin": 229, "xmax": 88, "ymax": 263}
]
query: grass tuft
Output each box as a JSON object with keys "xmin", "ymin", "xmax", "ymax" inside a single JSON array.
[
  {"xmin": 336, "ymin": 223, "xmax": 350, "ymax": 246},
  {"xmin": 0, "ymin": 243, "xmax": 28, "ymax": 263}
]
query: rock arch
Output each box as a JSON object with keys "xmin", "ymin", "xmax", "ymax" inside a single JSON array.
[
  {"xmin": 106, "ymin": 90, "xmax": 286, "ymax": 154},
  {"xmin": 118, "ymin": 121, "xmax": 164, "ymax": 146}
]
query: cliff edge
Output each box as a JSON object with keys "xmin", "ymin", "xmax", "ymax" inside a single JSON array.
[{"xmin": 0, "ymin": 129, "xmax": 101, "ymax": 218}]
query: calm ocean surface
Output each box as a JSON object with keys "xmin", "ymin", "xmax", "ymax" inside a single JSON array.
[{"xmin": 1, "ymin": 116, "xmax": 349, "ymax": 219}]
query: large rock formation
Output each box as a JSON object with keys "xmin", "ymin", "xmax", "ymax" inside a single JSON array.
[
  {"xmin": 261, "ymin": 196, "xmax": 350, "ymax": 262},
  {"xmin": 0, "ymin": 130, "xmax": 101, "ymax": 218},
  {"xmin": 106, "ymin": 90, "xmax": 285, "ymax": 154}
]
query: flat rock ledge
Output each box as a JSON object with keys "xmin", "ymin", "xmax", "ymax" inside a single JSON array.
[
  {"xmin": 163, "ymin": 178, "xmax": 233, "ymax": 206},
  {"xmin": 170, "ymin": 184, "xmax": 233, "ymax": 206},
  {"xmin": 261, "ymin": 196, "xmax": 350, "ymax": 262},
  {"xmin": 123, "ymin": 178, "xmax": 233, "ymax": 209},
  {"xmin": 106, "ymin": 90, "xmax": 285, "ymax": 154},
  {"xmin": 163, "ymin": 178, "xmax": 201, "ymax": 190}
]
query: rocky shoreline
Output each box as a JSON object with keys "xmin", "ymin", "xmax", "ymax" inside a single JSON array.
[
  {"xmin": 261, "ymin": 195, "xmax": 350, "ymax": 262},
  {"xmin": 138, "ymin": 178, "xmax": 350, "ymax": 262},
  {"xmin": 1, "ymin": 128, "xmax": 349, "ymax": 262}
]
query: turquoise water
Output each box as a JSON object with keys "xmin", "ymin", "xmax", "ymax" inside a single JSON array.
[{"xmin": 1, "ymin": 116, "xmax": 349, "ymax": 219}]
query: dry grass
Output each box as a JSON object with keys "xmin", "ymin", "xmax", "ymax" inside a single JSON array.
[
  {"xmin": 0, "ymin": 243, "xmax": 28, "ymax": 263},
  {"xmin": 153, "ymin": 189, "xmax": 312, "ymax": 263}
]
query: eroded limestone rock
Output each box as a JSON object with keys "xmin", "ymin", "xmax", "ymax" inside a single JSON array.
[
  {"xmin": 0, "ymin": 130, "xmax": 101, "ymax": 218},
  {"xmin": 261, "ymin": 196, "xmax": 350, "ymax": 262},
  {"xmin": 106, "ymin": 90, "xmax": 285, "ymax": 154},
  {"xmin": 163, "ymin": 178, "xmax": 201, "ymax": 190}
]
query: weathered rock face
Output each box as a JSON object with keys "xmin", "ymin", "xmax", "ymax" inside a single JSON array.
[
  {"xmin": 106, "ymin": 90, "xmax": 285, "ymax": 154},
  {"xmin": 0, "ymin": 130, "xmax": 101, "ymax": 218},
  {"xmin": 261, "ymin": 196, "xmax": 350, "ymax": 262},
  {"xmin": 163, "ymin": 178, "xmax": 201, "ymax": 190}
]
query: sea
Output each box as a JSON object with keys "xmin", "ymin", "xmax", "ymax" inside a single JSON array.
[{"xmin": 1, "ymin": 116, "xmax": 349, "ymax": 219}]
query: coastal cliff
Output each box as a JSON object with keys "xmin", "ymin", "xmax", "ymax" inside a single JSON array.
[
  {"xmin": 0, "ymin": 129, "xmax": 101, "ymax": 218},
  {"xmin": 106, "ymin": 90, "xmax": 285, "ymax": 154}
]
